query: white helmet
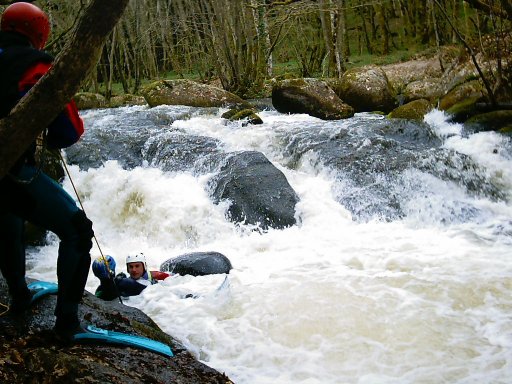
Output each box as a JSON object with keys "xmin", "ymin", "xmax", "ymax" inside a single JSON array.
[{"xmin": 126, "ymin": 253, "xmax": 146, "ymax": 265}]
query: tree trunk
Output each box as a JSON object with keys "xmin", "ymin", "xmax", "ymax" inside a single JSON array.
[
  {"xmin": 319, "ymin": 0, "xmax": 335, "ymax": 76},
  {"xmin": 357, "ymin": 4, "xmax": 372, "ymax": 54},
  {"xmin": 334, "ymin": 0, "xmax": 347, "ymax": 76},
  {"xmin": 0, "ymin": 0, "xmax": 130, "ymax": 179},
  {"xmin": 374, "ymin": 2, "xmax": 389, "ymax": 54}
]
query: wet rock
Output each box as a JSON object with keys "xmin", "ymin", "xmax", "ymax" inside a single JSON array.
[
  {"xmin": 464, "ymin": 110, "xmax": 512, "ymax": 133},
  {"xmin": 0, "ymin": 275, "xmax": 233, "ymax": 383},
  {"xmin": 388, "ymin": 99, "xmax": 434, "ymax": 121},
  {"xmin": 208, "ymin": 151, "xmax": 299, "ymax": 229},
  {"xmin": 272, "ymin": 78, "xmax": 354, "ymax": 120},
  {"xmin": 160, "ymin": 252, "xmax": 233, "ymax": 276},
  {"xmin": 445, "ymin": 96, "xmax": 482, "ymax": 122},
  {"xmin": 143, "ymin": 133, "xmax": 224, "ymax": 174},
  {"xmin": 221, "ymin": 108, "xmax": 263, "ymax": 125}
]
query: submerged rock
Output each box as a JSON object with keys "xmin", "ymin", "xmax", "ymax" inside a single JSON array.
[
  {"xmin": 221, "ymin": 108, "xmax": 263, "ymax": 125},
  {"xmin": 160, "ymin": 252, "xmax": 233, "ymax": 276},
  {"xmin": 208, "ymin": 151, "xmax": 299, "ymax": 229}
]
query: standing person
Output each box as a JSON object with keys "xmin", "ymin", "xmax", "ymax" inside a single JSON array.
[{"xmin": 0, "ymin": 2, "xmax": 93, "ymax": 338}]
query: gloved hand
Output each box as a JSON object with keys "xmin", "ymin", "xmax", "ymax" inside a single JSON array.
[
  {"xmin": 114, "ymin": 272, "xmax": 127, "ymax": 283},
  {"xmin": 92, "ymin": 255, "xmax": 116, "ymax": 279}
]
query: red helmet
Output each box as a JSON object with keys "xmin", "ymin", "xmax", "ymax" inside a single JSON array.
[{"xmin": 1, "ymin": 2, "xmax": 50, "ymax": 49}]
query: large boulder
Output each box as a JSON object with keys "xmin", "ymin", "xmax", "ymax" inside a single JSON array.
[
  {"xmin": 403, "ymin": 78, "xmax": 444, "ymax": 103},
  {"xmin": 0, "ymin": 276, "xmax": 232, "ymax": 383},
  {"xmin": 208, "ymin": 151, "xmax": 300, "ymax": 230},
  {"xmin": 382, "ymin": 57, "xmax": 443, "ymax": 94},
  {"xmin": 272, "ymin": 78, "xmax": 354, "ymax": 120},
  {"xmin": 331, "ymin": 66, "xmax": 397, "ymax": 113},
  {"xmin": 142, "ymin": 79, "xmax": 252, "ymax": 109}
]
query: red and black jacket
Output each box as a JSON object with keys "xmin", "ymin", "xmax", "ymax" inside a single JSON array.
[{"xmin": 0, "ymin": 31, "xmax": 84, "ymax": 172}]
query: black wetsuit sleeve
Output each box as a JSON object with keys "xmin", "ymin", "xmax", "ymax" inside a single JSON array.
[
  {"xmin": 115, "ymin": 275, "xmax": 147, "ymax": 297},
  {"xmin": 95, "ymin": 278, "xmax": 119, "ymax": 301}
]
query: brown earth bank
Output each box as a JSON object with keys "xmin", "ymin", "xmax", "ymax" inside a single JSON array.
[{"xmin": 0, "ymin": 276, "xmax": 233, "ymax": 383}]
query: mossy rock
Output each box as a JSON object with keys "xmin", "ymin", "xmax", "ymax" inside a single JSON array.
[
  {"xmin": 402, "ymin": 78, "xmax": 443, "ymax": 103},
  {"xmin": 331, "ymin": 66, "xmax": 397, "ymax": 113},
  {"xmin": 439, "ymin": 80, "xmax": 484, "ymax": 111},
  {"xmin": 108, "ymin": 94, "xmax": 147, "ymax": 108},
  {"xmin": 388, "ymin": 99, "xmax": 433, "ymax": 121},
  {"xmin": 272, "ymin": 78, "xmax": 354, "ymax": 120},
  {"xmin": 74, "ymin": 92, "xmax": 107, "ymax": 110},
  {"xmin": 222, "ymin": 108, "xmax": 263, "ymax": 125},
  {"xmin": 465, "ymin": 110, "xmax": 512, "ymax": 132},
  {"xmin": 498, "ymin": 125, "xmax": 512, "ymax": 136},
  {"xmin": 445, "ymin": 97, "xmax": 481, "ymax": 122},
  {"xmin": 142, "ymin": 79, "xmax": 252, "ymax": 109}
]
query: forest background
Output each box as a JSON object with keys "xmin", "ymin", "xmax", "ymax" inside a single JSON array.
[{"xmin": 6, "ymin": 0, "xmax": 512, "ymax": 100}]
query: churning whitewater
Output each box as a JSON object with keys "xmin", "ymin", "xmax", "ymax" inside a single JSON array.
[{"xmin": 26, "ymin": 105, "xmax": 512, "ymax": 383}]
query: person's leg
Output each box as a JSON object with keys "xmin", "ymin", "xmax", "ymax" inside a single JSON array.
[
  {"xmin": 19, "ymin": 165, "xmax": 93, "ymax": 331},
  {"xmin": 0, "ymin": 213, "xmax": 32, "ymax": 312},
  {"xmin": 0, "ymin": 176, "xmax": 37, "ymax": 312}
]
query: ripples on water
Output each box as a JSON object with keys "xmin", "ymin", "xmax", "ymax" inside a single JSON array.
[{"xmin": 27, "ymin": 105, "xmax": 512, "ymax": 383}]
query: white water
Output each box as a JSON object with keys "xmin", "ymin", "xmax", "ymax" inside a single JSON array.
[{"xmin": 27, "ymin": 107, "xmax": 512, "ymax": 383}]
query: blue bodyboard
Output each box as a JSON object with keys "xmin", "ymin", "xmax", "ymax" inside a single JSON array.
[
  {"xmin": 28, "ymin": 281, "xmax": 58, "ymax": 303},
  {"xmin": 74, "ymin": 325, "xmax": 174, "ymax": 358}
]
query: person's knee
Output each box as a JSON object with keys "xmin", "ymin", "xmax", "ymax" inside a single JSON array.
[{"xmin": 70, "ymin": 210, "xmax": 94, "ymax": 253}]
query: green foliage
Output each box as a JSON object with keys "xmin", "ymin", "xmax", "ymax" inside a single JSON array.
[{"xmin": 61, "ymin": 1, "xmax": 511, "ymax": 98}]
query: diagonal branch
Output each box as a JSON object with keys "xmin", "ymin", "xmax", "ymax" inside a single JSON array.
[
  {"xmin": 0, "ymin": 0, "xmax": 129, "ymax": 178},
  {"xmin": 463, "ymin": 0, "xmax": 512, "ymax": 21}
]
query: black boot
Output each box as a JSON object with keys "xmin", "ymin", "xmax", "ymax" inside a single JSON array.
[{"xmin": 9, "ymin": 286, "xmax": 33, "ymax": 314}]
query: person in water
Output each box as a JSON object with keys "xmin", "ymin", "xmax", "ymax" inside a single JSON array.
[
  {"xmin": 0, "ymin": 3, "xmax": 93, "ymax": 339},
  {"xmin": 92, "ymin": 253, "xmax": 170, "ymax": 300}
]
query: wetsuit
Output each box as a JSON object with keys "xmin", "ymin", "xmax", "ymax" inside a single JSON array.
[
  {"xmin": 95, "ymin": 270, "xmax": 169, "ymax": 300},
  {"xmin": 0, "ymin": 31, "xmax": 93, "ymax": 332}
]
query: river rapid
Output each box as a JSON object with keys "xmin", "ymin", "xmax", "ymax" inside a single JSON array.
[{"xmin": 26, "ymin": 104, "xmax": 512, "ymax": 383}]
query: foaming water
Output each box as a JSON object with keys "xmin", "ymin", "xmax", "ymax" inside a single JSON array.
[{"xmin": 26, "ymin": 107, "xmax": 512, "ymax": 383}]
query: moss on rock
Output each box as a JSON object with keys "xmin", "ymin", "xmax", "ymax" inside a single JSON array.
[
  {"xmin": 388, "ymin": 99, "xmax": 433, "ymax": 120},
  {"xmin": 465, "ymin": 110, "xmax": 512, "ymax": 132}
]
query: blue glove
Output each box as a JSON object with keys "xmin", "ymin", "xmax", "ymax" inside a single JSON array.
[{"xmin": 92, "ymin": 255, "xmax": 116, "ymax": 279}]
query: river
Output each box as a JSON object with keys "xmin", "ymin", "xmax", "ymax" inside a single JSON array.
[{"xmin": 26, "ymin": 104, "xmax": 512, "ymax": 383}]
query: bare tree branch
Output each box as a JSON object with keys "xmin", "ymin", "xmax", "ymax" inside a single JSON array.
[{"xmin": 463, "ymin": 0, "xmax": 512, "ymax": 20}]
